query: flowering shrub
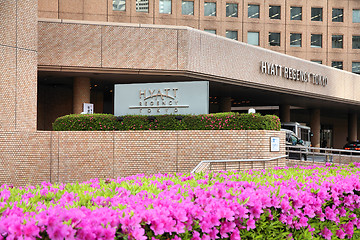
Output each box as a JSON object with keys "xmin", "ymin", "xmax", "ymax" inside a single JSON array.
[
  {"xmin": 53, "ymin": 113, "xmax": 281, "ymax": 131},
  {"xmin": 1, "ymin": 164, "xmax": 360, "ymax": 239}
]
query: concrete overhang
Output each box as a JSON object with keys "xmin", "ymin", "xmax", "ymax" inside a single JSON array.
[{"xmin": 38, "ymin": 19, "xmax": 360, "ymax": 112}]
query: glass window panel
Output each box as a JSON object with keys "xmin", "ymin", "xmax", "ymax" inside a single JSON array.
[
  {"xmin": 353, "ymin": 9, "xmax": 360, "ymax": 23},
  {"xmin": 269, "ymin": 5, "xmax": 281, "ymax": 20},
  {"xmin": 182, "ymin": 1, "xmax": 194, "ymax": 15},
  {"xmin": 332, "ymin": 8, "xmax": 343, "ymax": 22},
  {"xmin": 352, "ymin": 62, "xmax": 360, "ymax": 74},
  {"xmin": 248, "ymin": 4, "xmax": 259, "ymax": 18},
  {"xmin": 332, "ymin": 61, "xmax": 343, "ymax": 70},
  {"xmin": 204, "ymin": 2, "xmax": 216, "ymax": 16},
  {"xmin": 113, "ymin": 0, "xmax": 126, "ymax": 11},
  {"xmin": 311, "ymin": 8, "xmax": 323, "ymax": 21},
  {"xmin": 226, "ymin": 30, "xmax": 238, "ymax": 40},
  {"xmin": 353, "ymin": 36, "xmax": 360, "ymax": 49},
  {"xmin": 248, "ymin": 32, "xmax": 259, "ymax": 46},
  {"xmin": 204, "ymin": 29, "xmax": 216, "ymax": 34},
  {"xmin": 311, "ymin": 34, "xmax": 322, "ymax": 48},
  {"xmin": 136, "ymin": 0, "xmax": 149, "ymax": 12},
  {"xmin": 269, "ymin": 32, "xmax": 280, "ymax": 46},
  {"xmin": 332, "ymin": 35, "xmax": 343, "ymax": 48},
  {"xmin": 311, "ymin": 60, "xmax": 322, "ymax": 64},
  {"xmin": 290, "ymin": 33, "xmax": 302, "ymax": 47},
  {"xmin": 290, "ymin": 7, "xmax": 302, "ymax": 20},
  {"xmin": 159, "ymin": 0, "xmax": 171, "ymax": 14},
  {"xmin": 226, "ymin": 3, "xmax": 238, "ymax": 17}
]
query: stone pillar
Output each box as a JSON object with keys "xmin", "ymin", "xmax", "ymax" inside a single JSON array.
[
  {"xmin": 0, "ymin": 0, "xmax": 38, "ymax": 131},
  {"xmin": 310, "ymin": 109, "xmax": 321, "ymax": 149},
  {"xmin": 73, "ymin": 77, "xmax": 91, "ymax": 114},
  {"xmin": 348, "ymin": 113, "xmax": 358, "ymax": 142},
  {"xmin": 218, "ymin": 97, "xmax": 232, "ymax": 112},
  {"xmin": 279, "ymin": 105, "xmax": 290, "ymax": 122}
]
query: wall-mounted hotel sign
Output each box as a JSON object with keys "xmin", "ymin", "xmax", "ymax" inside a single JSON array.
[
  {"xmin": 114, "ymin": 81, "xmax": 209, "ymax": 116},
  {"xmin": 260, "ymin": 61, "xmax": 328, "ymax": 87}
]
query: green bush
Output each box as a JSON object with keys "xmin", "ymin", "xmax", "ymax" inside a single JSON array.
[{"xmin": 53, "ymin": 112, "xmax": 281, "ymax": 131}]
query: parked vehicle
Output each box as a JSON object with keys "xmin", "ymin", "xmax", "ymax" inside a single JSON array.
[
  {"xmin": 281, "ymin": 122, "xmax": 312, "ymax": 147},
  {"xmin": 343, "ymin": 141, "xmax": 360, "ymax": 154},
  {"xmin": 282, "ymin": 129, "xmax": 307, "ymax": 160}
]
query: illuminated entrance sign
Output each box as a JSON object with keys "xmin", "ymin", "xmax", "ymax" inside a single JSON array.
[
  {"xmin": 114, "ymin": 81, "xmax": 209, "ymax": 115},
  {"xmin": 260, "ymin": 61, "xmax": 328, "ymax": 87}
]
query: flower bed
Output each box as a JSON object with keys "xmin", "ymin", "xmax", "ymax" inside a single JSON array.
[{"xmin": 1, "ymin": 163, "xmax": 360, "ymax": 239}]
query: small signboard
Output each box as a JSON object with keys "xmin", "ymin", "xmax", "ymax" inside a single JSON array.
[
  {"xmin": 270, "ymin": 137, "xmax": 280, "ymax": 152},
  {"xmin": 82, "ymin": 103, "xmax": 94, "ymax": 114},
  {"xmin": 114, "ymin": 81, "xmax": 209, "ymax": 116}
]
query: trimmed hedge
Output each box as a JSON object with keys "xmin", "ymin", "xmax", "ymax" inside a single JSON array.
[{"xmin": 52, "ymin": 112, "xmax": 281, "ymax": 131}]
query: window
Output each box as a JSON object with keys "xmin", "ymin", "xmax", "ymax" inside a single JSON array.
[
  {"xmin": 248, "ymin": 4, "xmax": 259, "ymax": 18},
  {"xmin": 311, "ymin": 8, "xmax": 323, "ymax": 21},
  {"xmin": 204, "ymin": 2, "xmax": 216, "ymax": 16},
  {"xmin": 113, "ymin": 0, "xmax": 125, "ymax": 11},
  {"xmin": 353, "ymin": 36, "xmax": 360, "ymax": 49},
  {"xmin": 311, "ymin": 60, "xmax": 322, "ymax": 64},
  {"xmin": 159, "ymin": 0, "xmax": 171, "ymax": 14},
  {"xmin": 226, "ymin": 30, "xmax": 238, "ymax": 40},
  {"xmin": 332, "ymin": 35, "xmax": 343, "ymax": 48},
  {"xmin": 290, "ymin": 33, "xmax": 302, "ymax": 47},
  {"xmin": 182, "ymin": 1, "xmax": 194, "ymax": 15},
  {"xmin": 290, "ymin": 7, "xmax": 302, "ymax": 20},
  {"xmin": 332, "ymin": 61, "xmax": 343, "ymax": 70},
  {"xmin": 248, "ymin": 32, "xmax": 259, "ymax": 46},
  {"xmin": 353, "ymin": 9, "xmax": 360, "ymax": 23},
  {"xmin": 353, "ymin": 62, "xmax": 360, "ymax": 74},
  {"xmin": 204, "ymin": 29, "xmax": 216, "ymax": 34},
  {"xmin": 269, "ymin": 32, "xmax": 280, "ymax": 46},
  {"xmin": 311, "ymin": 34, "xmax": 322, "ymax": 48},
  {"xmin": 269, "ymin": 5, "xmax": 280, "ymax": 20},
  {"xmin": 136, "ymin": 0, "xmax": 149, "ymax": 12},
  {"xmin": 332, "ymin": 8, "xmax": 343, "ymax": 22},
  {"xmin": 226, "ymin": 3, "xmax": 238, "ymax": 17}
]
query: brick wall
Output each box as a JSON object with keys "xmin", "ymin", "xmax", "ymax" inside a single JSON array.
[{"xmin": 0, "ymin": 130, "xmax": 285, "ymax": 186}]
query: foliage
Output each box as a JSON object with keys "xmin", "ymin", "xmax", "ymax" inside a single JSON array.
[
  {"xmin": 1, "ymin": 164, "xmax": 360, "ymax": 239},
  {"xmin": 53, "ymin": 112, "xmax": 281, "ymax": 131}
]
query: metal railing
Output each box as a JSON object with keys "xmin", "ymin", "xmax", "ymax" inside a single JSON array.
[
  {"xmin": 286, "ymin": 145, "xmax": 360, "ymax": 165},
  {"xmin": 191, "ymin": 155, "xmax": 287, "ymax": 173}
]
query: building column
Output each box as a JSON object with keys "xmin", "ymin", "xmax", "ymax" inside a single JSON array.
[
  {"xmin": 279, "ymin": 105, "xmax": 290, "ymax": 122},
  {"xmin": 348, "ymin": 113, "xmax": 358, "ymax": 142},
  {"xmin": 310, "ymin": 109, "xmax": 321, "ymax": 149},
  {"xmin": 218, "ymin": 97, "xmax": 232, "ymax": 112},
  {"xmin": 73, "ymin": 77, "xmax": 90, "ymax": 114}
]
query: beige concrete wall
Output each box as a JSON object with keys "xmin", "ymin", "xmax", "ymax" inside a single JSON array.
[
  {"xmin": 38, "ymin": 20, "xmax": 360, "ymax": 106},
  {"xmin": 0, "ymin": 130, "xmax": 285, "ymax": 186},
  {"xmin": 37, "ymin": 0, "xmax": 360, "ymax": 73},
  {"xmin": 0, "ymin": 0, "xmax": 38, "ymax": 131}
]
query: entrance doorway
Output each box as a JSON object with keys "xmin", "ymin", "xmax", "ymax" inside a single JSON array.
[{"xmin": 321, "ymin": 125, "xmax": 333, "ymax": 148}]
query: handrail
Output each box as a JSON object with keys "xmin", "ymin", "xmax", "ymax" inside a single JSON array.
[{"xmin": 191, "ymin": 155, "xmax": 288, "ymax": 173}]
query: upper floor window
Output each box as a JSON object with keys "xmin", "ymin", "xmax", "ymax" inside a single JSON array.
[
  {"xmin": 269, "ymin": 5, "xmax": 281, "ymax": 20},
  {"xmin": 204, "ymin": 29, "xmax": 216, "ymax": 34},
  {"xmin": 311, "ymin": 60, "xmax": 322, "ymax": 64},
  {"xmin": 113, "ymin": 0, "xmax": 125, "ymax": 11},
  {"xmin": 311, "ymin": 34, "xmax": 322, "ymax": 48},
  {"xmin": 136, "ymin": 0, "xmax": 149, "ymax": 12},
  {"xmin": 204, "ymin": 2, "xmax": 216, "ymax": 16},
  {"xmin": 311, "ymin": 8, "xmax": 323, "ymax": 21},
  {"xmin": 290, "ymin": 33, "xmax": 302, "ymax": 47},
  {"xmin": 332, "ymin": 35, "xmax": 343, "ymax": 48},
  {"xmin": 159, "ymin": 0, "xmax": 171, "ymax": 14},
  {"xmin": 226, "ymin": 30, "xmax": 238, "ymax": 40},
  {"xmin": 182, "ymin": 1, "xmax": 194, "ymax": 15},
  {"xmin": 353, "ymin": 9, "xmax": 360, "ymax": 23},
  {"xmin": 290, "ymin": 7, "xmax": 302, "ymax": 20},
  {"xmin": 248, "ymin": 4, "xmax": 260, "ymax": 18},
  {"xmin": 332, "ymin": 8, "xmax": 343, "ymax": 22},
  {"xmin": 248, "ymin": 32, "xmax": 259, "ymax": 46},
  {"xmin": 269, "ymin": 32, "xmax": 280, "ymax": 46},
  {"xmin": 226, "ymin": 3, "xmax": 238, "ymax": 17},
  {"xmin": 353, "ymin": 36, "xmax": 360, "ymax": 49},
  {"xmin": 332, "ymin": 61, "xmax": 343, "ymax": 70},
  {"xmin": 353, "ymin": 62, "xmax": 360, "ymax": 74}
]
